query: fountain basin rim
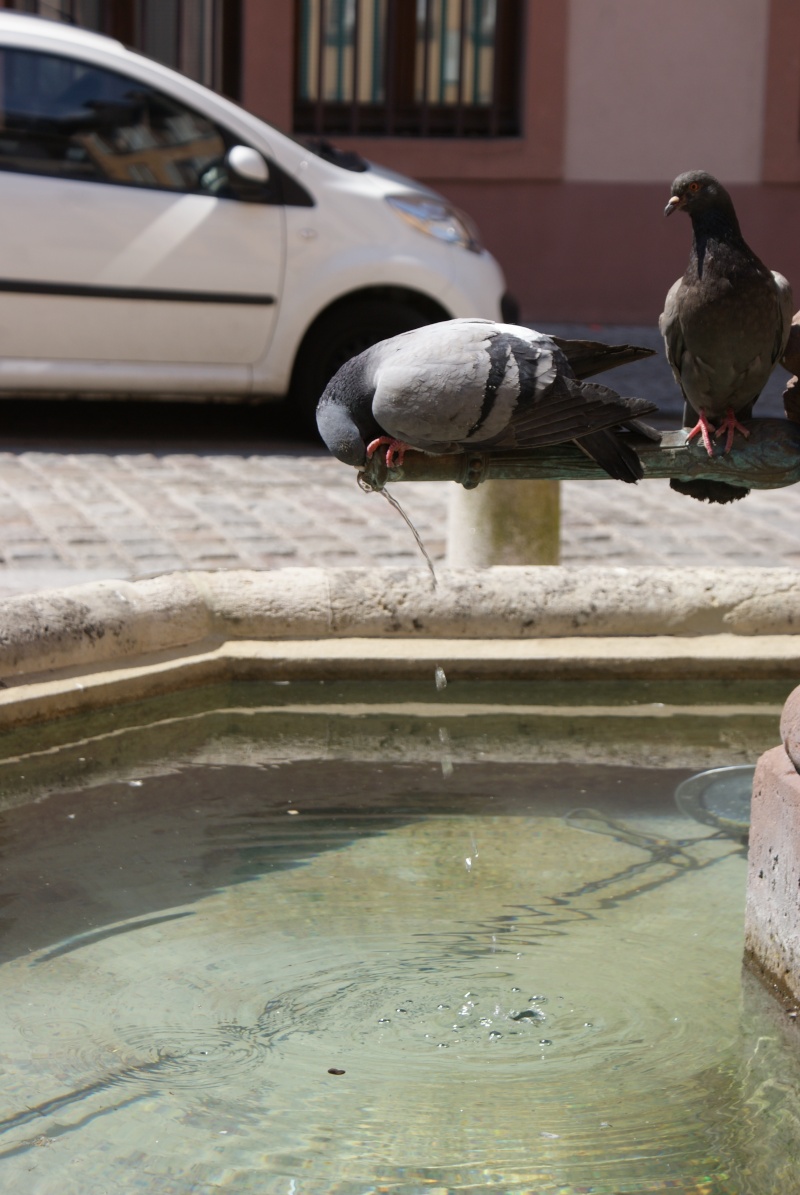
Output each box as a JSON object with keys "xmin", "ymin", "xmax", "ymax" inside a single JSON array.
[
  {"xmin": 2, "ymin": 632, "xmax": 800, "ymax": 729},
  {"xmin": 2, "ymin": 565, "xmax": 800, "ymax": 675}
]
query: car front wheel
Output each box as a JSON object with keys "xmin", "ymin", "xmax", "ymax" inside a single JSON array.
[{"xmin": 289, "ymin": 298, "xmax": 442, "ymax": 436}]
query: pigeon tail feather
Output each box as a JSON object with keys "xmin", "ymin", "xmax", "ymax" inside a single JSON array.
[
  {"xmin": 550, "ymin": 337, "xmax": 656, "ymax": 380},
  {"xmin": 573, "ymin": 429, "xmax": 645, "ymax": 484}
]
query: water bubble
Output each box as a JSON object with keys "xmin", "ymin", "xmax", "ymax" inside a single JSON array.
[
  {"xmin": 489, "ymin": 1031, "xmax": 502, "ymax": 1040},
  {"xmin": 434, "ymin": 665, "xmax": 447, "ymax": 691},
  {"xmin": 539, "ymin": 1039, "xmax": 553, "ymax": 1046}
]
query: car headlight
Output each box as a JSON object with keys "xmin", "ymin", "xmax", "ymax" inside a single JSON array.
[{"xmin": 386, "ymin": 194, "xmax": 482, "ymax": 253}]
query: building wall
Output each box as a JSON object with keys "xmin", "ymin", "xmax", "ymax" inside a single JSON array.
[
  {"xmin": 564, "ymin": 0, "xmax": 770, "ymax": 184},
  {"xmin": 243, "ymin": 0, "xmax": 800, "ymax": 325}
]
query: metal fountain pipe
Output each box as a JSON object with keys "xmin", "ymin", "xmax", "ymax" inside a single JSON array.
[{"xmin": 358, "ymin": 419, "xmax": 800, "ymax": 491}]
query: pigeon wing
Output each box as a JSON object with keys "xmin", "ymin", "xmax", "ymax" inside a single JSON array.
[
  {"xmin": 772, "ymin": 271, "xmax": 794, "ymax": 364},
  {"xmin": 372, "ymin": 325, "xmax": 558, "ymax": 450},
  {"xmin": 488, "ymin": 369, "xmax": 658, "ymax": 450},
  {"xmin": 659, "ymin": 277, "xmax": 686, "ymax": 391}
]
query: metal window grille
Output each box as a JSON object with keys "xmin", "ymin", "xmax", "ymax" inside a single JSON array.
[
  {"xmin": 295, "ymin": 0, "xmax": 522, "ymax": 137},
  {"xmin": 0, "ymin": 0, "xmax": 242, "ymax": 98}
]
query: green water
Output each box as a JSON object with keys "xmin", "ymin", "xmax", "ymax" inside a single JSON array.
[{"xmin": 0, "ymin": 681, "xmax": 796, "ymax": 1193}]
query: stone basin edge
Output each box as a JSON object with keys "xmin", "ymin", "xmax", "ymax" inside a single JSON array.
[
  {"xmin": 1, "ymin": 565, "xmax": 800, "ymax": 681},
  {"xmin": 0, "ymin": 564, "xmax": 797, "ymax": 727}
]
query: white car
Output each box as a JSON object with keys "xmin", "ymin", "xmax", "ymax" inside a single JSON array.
[{"xmin": 0, "ymin": 13, "xmax": 512, "ymax": 427}]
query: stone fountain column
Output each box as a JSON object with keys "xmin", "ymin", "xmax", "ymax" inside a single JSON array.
[
  {"xmin": 744, "ymin": 686, "xmax": 800, "ymax": 1006},
  {"xmin": 447, "ymin": 480, "xmax": 561, "ymax": 566}
]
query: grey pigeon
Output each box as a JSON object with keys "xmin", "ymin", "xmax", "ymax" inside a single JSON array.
[
  {"xmin": 660, "ymin": 170, "xmax": 793, "ymax": 503},
  {"xmin": 316, "ymin": 318, "xmax": 659, "ymax": 483}
]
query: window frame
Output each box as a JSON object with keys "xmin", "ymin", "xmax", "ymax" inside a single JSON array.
[{"xmin": 294, "ymin": 0, "xmax": 524, "ymax": 140}]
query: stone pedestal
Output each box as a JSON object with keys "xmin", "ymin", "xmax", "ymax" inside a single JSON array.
[
  {"xmin": 744, "ymin": 685, "xmax": 800, "ymax": 1004},
  {"xmin": 447, "ymin": 480, "xmax": 560, "ymax": 565}
]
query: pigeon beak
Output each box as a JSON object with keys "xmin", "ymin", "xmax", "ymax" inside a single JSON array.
[{"xmin": 664, "ymin": 195, "xmax": 682, "ymax": 217}]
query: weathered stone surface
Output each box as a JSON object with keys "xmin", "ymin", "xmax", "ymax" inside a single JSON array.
[
  {"xmin": 744, "ymin": 741, "xmax": 800, "ymax": 1003},
  {"xmin": 0, "ymin": 573, "xmax": 212, "ymax": 677},
  {"xmin": 3, "ymin": 566, "xmax": 800, "ymax": 679}
]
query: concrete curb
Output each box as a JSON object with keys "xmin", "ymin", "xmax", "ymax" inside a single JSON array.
[{"xmin": 2, "ymin": 565, "xmax": 800, "ymax": 681}]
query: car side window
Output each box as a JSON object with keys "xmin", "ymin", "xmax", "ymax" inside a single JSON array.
[{"xmin": 0, "ymin": 46, "xmax": 245, "ymax": 197}]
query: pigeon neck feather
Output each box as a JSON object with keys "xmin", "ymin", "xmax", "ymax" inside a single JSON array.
[{"xmin": 689, "ymin": 202, "xmax": 747, "ymax": 278}]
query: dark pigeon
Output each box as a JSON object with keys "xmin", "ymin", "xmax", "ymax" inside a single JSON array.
[
  {"xmin": 316, "ymin": 318, "xmax": 659, "ymax": 484},
  {"xmin": 660, "ymin": 170, "xmax": 793, "ymax": 503}
]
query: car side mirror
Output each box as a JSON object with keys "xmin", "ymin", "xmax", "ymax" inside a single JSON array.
[{"xmin": 226, "ymin": 145, "xmax": 270, "ymax": 184}]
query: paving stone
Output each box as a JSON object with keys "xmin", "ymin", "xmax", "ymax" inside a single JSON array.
[{"xmin": 0, "ymin": 414, "xmax": 799, "ymax": 596}]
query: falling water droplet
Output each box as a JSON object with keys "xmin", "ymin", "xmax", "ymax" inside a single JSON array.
[
  {"xmin": 434, "ymin": 665, "xmax": 447, "ymax": 690},
  {"xmin": 438, "ymin": 726, "xmax": 454, "ymax": 778}
]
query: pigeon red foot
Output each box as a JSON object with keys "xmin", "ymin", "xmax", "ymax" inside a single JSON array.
[
  {"xmin": 684, "ymin": 409, "xmax": 715, "ymax": 455},
  {"xmin": 366, "ymin": 436, "xmax": 410, "ymax": 468},
  {"xmin": 685, "ymin": 407, "xmax": 751, "ymax": 456},
  {"xmin": 713, "ymin": 407, "xmax": 751, "ymax": 454}
]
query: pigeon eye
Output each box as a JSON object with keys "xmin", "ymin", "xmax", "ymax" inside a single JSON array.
[{"xmin": 689, "ymin": 182, "xmax": 701, "ymax": 192}]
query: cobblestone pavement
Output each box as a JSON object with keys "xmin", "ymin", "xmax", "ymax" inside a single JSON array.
[
  {"xmin": 0, "ymin": 324, "xmax": 797, "ymax": 597},
  {"xmin": 1, "ymin": 447, "xmax": 799, "ymax": 599}
]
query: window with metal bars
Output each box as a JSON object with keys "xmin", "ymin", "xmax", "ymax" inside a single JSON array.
[
  {"xmin": 295, "ymin": 0, "xmax": 523, "ymax": 137},
  {"xmin": 0, "ymin": 0, "xmax": 242, "ymax": 100}
]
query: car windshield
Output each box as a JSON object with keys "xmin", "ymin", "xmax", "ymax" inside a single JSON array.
[{"xmin": 0, "ymin": 47, "xmax": 229, "ymax": 190}]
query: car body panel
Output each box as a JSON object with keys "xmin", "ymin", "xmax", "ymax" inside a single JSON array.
[{"xmin": 0, "ymin": 12, "xmax": 508, "ymax": 400}]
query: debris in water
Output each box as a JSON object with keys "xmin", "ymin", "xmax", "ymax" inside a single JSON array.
[
  {"xmin": 435, "ymin": 665, "xmax": 447, "ymax": 690},
  {"xmin": 327, "ymin": 1068, "xmax": 346, "ymax": 1075}
]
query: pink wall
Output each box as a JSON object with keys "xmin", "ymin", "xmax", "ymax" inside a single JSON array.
[{"xmin": 430, "ymin": 180, "xmax": 800, "ymax": 326}]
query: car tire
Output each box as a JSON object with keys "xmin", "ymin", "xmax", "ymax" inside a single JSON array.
[{"xmin": 289, "ymin": 298, "xmax": 437, "ymax": 437}]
